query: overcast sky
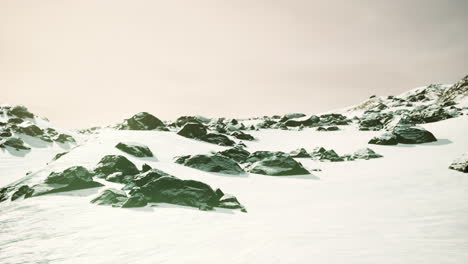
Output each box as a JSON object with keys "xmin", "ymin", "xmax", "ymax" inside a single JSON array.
[{"xmin": 1, "ymin": 0, "xmax": 467, "ymax": 129}]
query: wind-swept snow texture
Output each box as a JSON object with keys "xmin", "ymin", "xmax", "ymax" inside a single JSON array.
[{"xmin": 0, "ymin": 115, "xmax": 467, "ymax": 264}]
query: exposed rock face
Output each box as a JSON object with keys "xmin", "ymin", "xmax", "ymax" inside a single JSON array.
[
  {"xmin": 310, "ymin": 147, "xmax": 344, "ymax": 162},
  {"xmin": 392, "ymin": 125, "xmax": 437, "ymax": 144},
  {"xmin": 217, "ymin": 146, "xmax": 251, "ymax": 163},
  {"xmin": 289, "ymin": 148, "xmax": 311, "ymax": 158},
  {"xmin": 177, "ymin": 123, "xmax": 208, "ymax": 139},
  {"xmin": 117, "ymin": 112, "xmax": 167, "ymax": 131},
  {"xmin": 175, "ymin": 154, "xmax": 245, "ymax": 175},
  {"xmin": 352, "ymin": 148, "xmax": 383, "ymax": 160},
  {"xmin": 0, "ymin": 137, "xmax": 31, "ymax": 150},
  {"xmin": 11, "ymin": 185, "xmax": 34, "ymax": 201},
  {"xmin": 359, "ymin": 113, "xmax": 393, "ymax": 131},
  {"xmin": 91, "ymin": 188, "xmax": 128, "ymax": 206},
  {"xmin": 438, "ymin": 74, "xmax": 468, "ymax": 103},
  {"xmin": 368, "ymin": 132, "xmax": 398, "ymax": 145},
  {"xmin": 230, "ymin": 131, "xmax": 255, "ymax": 141},
  {"xmin": 8, "ymin": 105, "xmax": 34, "ymax": 119},
  {"xmin": 115, "ymin": 142, "xmax": 154, "ymax": 158},
  {"xmin": 449, "ymin": 153, "xmax": 468, "ymax": 173},
  {"xmin": 94, "ymin": 155, "xmax": 140, "ymax": 179},
  {"xmin": 245, "ymin": 151, "xmax": 310, "ymax": 176}
]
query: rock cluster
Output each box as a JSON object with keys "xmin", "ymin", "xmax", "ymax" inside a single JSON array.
[
  {"xmin": 117, "ymin": 112, "xmax": 168, "ymax": 131},
  {"xmin": 177, "ymin": 122, "xmax": 235, "ymax": 146},
  {"xmin": 369, "ymin": 125, "xmax": 437, "ymax": 145}
]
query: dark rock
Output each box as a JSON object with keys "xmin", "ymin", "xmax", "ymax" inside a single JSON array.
[
  {"xmin": 200, "ymin": 133, "xmax": 235, "ymax": 146},
  {"xmin": 52, "ymin": 151, "xmax": 68, "ymax": 162},
  {"xmin": 91, "ymin": 188, "xmax": 128, "ymax": 206},
  {"xmin": 245, "ymin": 151, "xmax": 310, "ymax": 176},
  {"xmin": 0, "ymin": 187, "xmax": 12, "ymax": 202},
  {"xmin": 352, "ymin": 148, "xmax": 383, "ymax": 160},
  {"xmin": 9, "ymin": 105, "xmax": 34, "ymax": 119},
  {"xmin": 141, "ymin": 163, "xmax": 152, "ymax": 172},
  {"xmin": 132, "ymin": 168, "xmax": 172, "ymax": 187},
  {"xmin": 11, "ymin": 185, "xmax": 34, "ymax": 201},
  {"xmin": 319, "ymin": 113, "xmax": 351, "ymax": 126},
  {"xmin": 0, "ymin": 137, "xmax": 30, "ymax": 150},
  {"xmin": 54, "ymin": 134, "xmax": 75, "ymax": 143},
  {"xmin": 175, "ymin": 116, "xmax": 207, "ymax": 127},
  {"xmin": 177, "ymin": 122, "xmax": 207, "ymax": 139},
  {"xmin": 218, "ymin": 146, "xmax": 251, "ymax": 163},
  {"xmin": 218, "ymin": 193, "xmax": 246, "ymax": 211},
  {"xmin": 94, "ymin": 155, "xmax": 139, "ymax": 178},
  {"xmin": 175, "ymin": 154, "xmax": 245, "ymax": 175},
  {"xmin": 0, "ymin": 128, "xmax": 12, "ymax": 137},
  {"xmin": 7, "ymin": 117, "xmax": 23, "ymax": 124},
  {"xmin": 392, "ymin": 125, "xmax": 437, "ymax": 144},
  {"xmin": 289, "ymin": 148, "xmax": 311, "ymax": 158},
  {"xmin": 138, "ymin": 176, "xmax": 219, "ymax": 209},
  {"xmin": 118, "ymin": 112, "xmax": 167, "ymax": 131},
  {"xmin": 284, "ymin": 115, "xmax": 320, "ymax": 127},
  {"xmin": 27, "ymin": 166, "xmax": 104, "ymax": 197},
  {"xmin": 310, "ymin": 147, "xmax": 344, "ymax": 162},
  {"xmin": 368, "ymin": 132, "xmax": 398, "ymax": 145},
  {"xmin": 115, "ymin": 142, "xmax": 153, "ymax": 158},
  {"xmin": 17, "ymin": 125, "xmax": 44, "ymax": 137},
  {"xmin": 230, "ymin": 131, "xmax": 255, "ymax": 141},
  {"xmin": 280, "ymin": 113, "xmax": 306, "ymax": 121},
  {"xmin": 122, "ymin": 192, "xmax": 148, "ymax": 208},
  {"xmin": 449, "ymin": 153, "xmax": 468, "ymax": 173}
]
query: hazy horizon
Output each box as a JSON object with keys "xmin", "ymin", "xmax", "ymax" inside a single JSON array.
[{"xmin": 2, "ymin": 0, "xmax": 468, "ymax": 129}]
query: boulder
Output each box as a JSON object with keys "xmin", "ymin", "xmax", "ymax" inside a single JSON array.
[
  {"xmin": 200, "ymin": 133, "xmax": 235, "ymax": 146},
  {"xmin": 230, "ymin": 131, "xmax": 255, "ymax": 141},
  {"xmin": 27, "ymin": 166, "xmax": 104, "ymax": 197},
  {"xmin": 351, "ymin": 148, "xmax": 383, "ymax": 160},
  {"xmin": 319, "ymin": 113, "xmax": 351, "ymax": 126},
  {"xmin": 0, "ymin": 137, "xmax": 31, "ymax": 150},
  {"xmin": 136, "ymin": 176, "xmax": 219, "ymax": 209},
  {"xmin": 392, "ymin": 125, "xmax": 437, "ymax": 144},
  {"xmin": 245, "ymin": 151, "xmax": 310, "ymax": 176},
  {"xmin": 115, "ymin": 142, "xmax": 154, "ymax": 158},
  {"xmin": 217, "ymin": 146, "xmax": 251, "ymax": 163},
  {"xmin": 94, "ymin": 155, "xmax": 139, "ymax": 178},
  {"xmin": 289, "ymin": 148, "xmax": 311, "ymax": 158},
  {"xmin": 310, "ymin": 147, "xmax": 344, "ymax": 162},
  {"xmin": 177, "ymin": 122, "xmax": 207, "ymax": 139},
  {"xmin": 54, "ymin": 134, "xmax": 75, "ymax": 143},
  {"xmin": 118, "ymin": 112, "xmax": 167, "ymax": 131},
  {"xmin": 217, "ymin": 193, "xmax": 246, "ymax": 211},
  {"xmin": 284, "ymin": 115, "xmax": 320, "ymax": 127},
  {"xmin": 7, "ymin": 117, "xmax": 23, "ymax": 124},
  {"xmin": 175, "ymin": 154, "xmax": 245, "ymax": 175},
  {"xmin": 175, "ymin": 116, "xmax": 209, "ymax": 127},
  {"xmin": 9, "ymin": 105, "xmax": 34, "ymax": 119},
  {"xmin": 91, "ymin": 188, "xmax": 128, "ymax": 206},
  {"xmin": 368, "ymin": 132, "xmax": 398, "ymax": 145},
  {"xmin": 449, "ymin": 153, "xmax": 468, "ymax": 173},
  {"xmin": 51, "ymin": 151, "xmax": 68, "ymax": 162}
]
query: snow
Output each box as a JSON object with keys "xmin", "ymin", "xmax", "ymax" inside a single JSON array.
[{"xmin": 1, "ymin": 113, "xmax": 468, "ymax": 263}]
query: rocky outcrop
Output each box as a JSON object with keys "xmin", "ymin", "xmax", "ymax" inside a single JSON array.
[
  {"xmin": 351, "ymin": 148, "xmax": 383, "ymax": 160},
  {"xmin": 200, "ymin": 133, "xmax": 235, "ymax": 146},
  {"xmin": 289, "ymin": 148, "xmax": 310, "ymax": 158},
  {"xmin": 449, "ymin": 153, "xmax": 468, "ymax": 173},
  {"xmin": 115, "ymin": 142, "xmax": 154, "ymax": 158},
  {"xmin": 392, "ymin": 125, "xmax": 437, "ymax": 144},
  {"xmin": 0, "ymin": 137, "xmax": 31, "ymax": 150},
  {"xmin": 310, "ymin": 147, "xmax": 344, "ymax": 162},
  {"xmin": 177, "ymin": 122, "xmax": 208, "ymax": 139},
  {"xmin": 94, "ymin": 155, "xmax": 140, "ymax": 180},
  {"xmin": 91, "ymin": 188, "xmax": 128, "ymax": 206},
  {"xmin": 230, "ymin": 131, "xmax": 255, "ymax": 141},
  {"xmin": 8, "ymin": 105, "xmax": 34, "ymax": 119},
  {"xmin": 368, "ymin": 132, "xmax": 398, "ymax": 145},
  {"xmin": 217, "ymin": 146, "xmax": 251, "ymax": 163},
  {"xmin": 175, "ymin": 154, "xmax": 245, "ymax": 175},
  {"xmin": 117, "ymin": 112, "xmax": 168, "ymax": 131},
  {"xmin": 244, "ymin": 151, "xmax": 310, "ymax": 176}
]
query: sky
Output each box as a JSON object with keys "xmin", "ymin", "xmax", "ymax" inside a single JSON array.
[{"xmin": 1, "ymin": 0, "xmax": 468, "ymax": 129}]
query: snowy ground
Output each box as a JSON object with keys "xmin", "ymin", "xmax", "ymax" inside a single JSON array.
[{"xmin": 1, "ymin": 116, "xmax": 468, "ymax": 264}]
